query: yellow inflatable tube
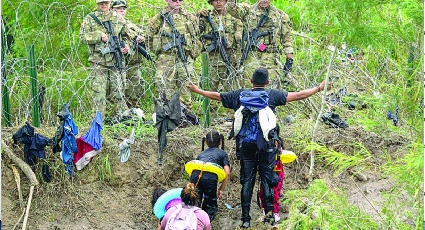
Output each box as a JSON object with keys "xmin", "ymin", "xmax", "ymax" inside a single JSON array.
[
  {"xmin": 280, "ymin": 150, "xmax": 297, "ymax": 163},
  {"xmin": 185, "ymin": 160, "xmax": 226, "ymax": 182}
]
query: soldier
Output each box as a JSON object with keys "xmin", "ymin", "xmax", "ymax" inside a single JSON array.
[
  {"xmin": 111, "ymin": 0, "xmax": 151, "ymax": 108},
  {"xmin": 146, "ymin": 0, "xmax": 202, "ymax": 106},
  {"xmin": 226, "ymin": 0, "xmax": 294, "ymax": 89},
  {"xmin": 198, "ymin": 0, "xmax": 243, "ymax": 92},
  {"xmin": 79, "ymin": 0, "xmax": 131, "ymax": 119}
]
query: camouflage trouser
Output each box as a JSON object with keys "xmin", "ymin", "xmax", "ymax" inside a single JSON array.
[
  {"xmin": 208, "ymin": 63, "xmax": 236, "ymax": 92},
  {"xmin": 154, "ymin": 55, "xmax": 197, "ymax": 106},
  {"xmin": 89, "ymin": 65, "xmax": 128, "ymax": 116},
  {"xmin": 240, "ymin": 52, "xmax": 286, "ymax": 89},
  {"xmin": 125, "ymin": 63, "xmax": 142, "ymax": 108}
]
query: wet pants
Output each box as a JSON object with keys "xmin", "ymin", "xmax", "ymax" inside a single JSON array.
[
  {"xmin": 190, "ymin": 172, "xmax": 218, "ymax": 221},
  {"xmin": 239, "ymin": 142, "xmax": 276, "ymax": 222}
]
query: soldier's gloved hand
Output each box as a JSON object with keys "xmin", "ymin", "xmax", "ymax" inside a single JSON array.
[
  {"xmin": 101, "ymin": 32, "xmax": 108, "ymax": 43},
  {"xmin": 121, "ymin": 45, "xmax": 129, "ymax": 54},
  {"xmin": 199, "ymin": 8, "xmax": 209, "ymax": 17},
  {"xmin": 283, "ymin": 57, "xmax": 293, "ymax": 73}
]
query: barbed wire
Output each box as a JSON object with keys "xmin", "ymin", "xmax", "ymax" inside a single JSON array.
[{"xmin": 1, "ymin": 1, "xmax": 372, "ymax": 128}]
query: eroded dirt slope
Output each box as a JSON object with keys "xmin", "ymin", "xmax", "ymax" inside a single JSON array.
[{"xmin": 1, "ymin": 122, "xmax": 413, "ymax": 229}]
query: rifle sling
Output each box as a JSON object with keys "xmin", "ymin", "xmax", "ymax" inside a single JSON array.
[
  {"xmin": 203, "ymin": 14, "xmax": 231, "ymax": 66},
  {"xmin": 89, "ymin": 13, "xmax": 117, "ymax": 37},
  {"xmin": 244, "ymin": 7, "xmax": 271, "ymax": 43}
]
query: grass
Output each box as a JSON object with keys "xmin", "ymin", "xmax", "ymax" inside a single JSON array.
[{"xmin": 281, "ymin": 179, "xmax": 380, "ymax": 230}]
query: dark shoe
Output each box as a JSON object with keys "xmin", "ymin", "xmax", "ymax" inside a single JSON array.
[
  {"xmin": 263, "ymin": 212, "xmax": 275, "ymax": 225},
  {"xmin": 241, "ymin": 221, "xmax": 250, "ymax": 229}
]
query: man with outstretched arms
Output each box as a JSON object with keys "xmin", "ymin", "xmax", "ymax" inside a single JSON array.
[
  {"xmin": 146, "ymin": 0, "xmax": 202, "ymax": 105},
  {"xmin": 79, "ymin": 0, "xmax": 130, "ymax": 119},
  {"xmin": 198, "ymin": 0, "xmax": 243, "ymax": 92},
  {"xmin": 187, "ymin": 68, "xmax": 331, "ymax": 228},
  {"xmin": 226, "ymin": 0, "xmax": 294, "ymax": 88}
]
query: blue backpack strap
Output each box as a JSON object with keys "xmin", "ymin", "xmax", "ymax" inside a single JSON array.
[
  {"xmin": 239, "ymin": 90, "xmax": 269, "ymax": 112},
  {"xmin": 237, "ymin": 90, "xmax": 270, "ymax": 146}
]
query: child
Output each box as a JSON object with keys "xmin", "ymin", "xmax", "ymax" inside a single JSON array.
[
  {"xmin": 161, "ymin": 183, "xmax": 211, "ymax": 230},
  {"xmin": 190, "ymin": 131, "xmax": 231, "ymax": 221},
  {"xmin": 259, "ymin": 125, "xmax": 285, "ymax": 222}
]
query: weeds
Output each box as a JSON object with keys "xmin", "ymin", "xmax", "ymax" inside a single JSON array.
[
  {"xmin": 281, "ymin": 179, "xmax": 379, "ymax": 229},
  {"xmin": 98, "ymin": 153, "xmax": 112, "ymax": 181}
]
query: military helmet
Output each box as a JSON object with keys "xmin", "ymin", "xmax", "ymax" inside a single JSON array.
[
  {"xmin": 95, "ymin": 0, "xmax": 111, "ymax": 3},
  {"xmin": 111, "ymin": 0, "xmax": 127, "ymax": 8}
]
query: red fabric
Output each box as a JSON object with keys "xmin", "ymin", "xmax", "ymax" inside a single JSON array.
[
  {"xmin": 259, "ymin": 159, "xmax": 285, "ymax": 213},
  {"xmin": 74, "ymin": 137, "xmax": 95, "ymax": 164}
]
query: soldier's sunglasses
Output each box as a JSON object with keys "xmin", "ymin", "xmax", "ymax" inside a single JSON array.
[{"xmin": 171, "ymin": 0, "xmax": 184, "ymax": 2}]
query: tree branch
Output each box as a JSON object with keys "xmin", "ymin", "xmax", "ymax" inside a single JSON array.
[
  {"xmin": 1, "ymin": 140, "xmax": 39, "ymax": 186},
  {"xmin": 308, "ymin": 46, "xmax": 337, "ymax": 180}
]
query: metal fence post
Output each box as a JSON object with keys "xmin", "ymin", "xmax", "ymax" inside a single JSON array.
[
  {"xmin": 201, "ymin": 52, "xmax": 210, "ymax": 128},
  {"xmin": 29, "ymin": 44, "xmax": 40, "ymax": 127},
  {"xmin": 1, "ymin": 20, "xmax": 11, "ymax": 126}
]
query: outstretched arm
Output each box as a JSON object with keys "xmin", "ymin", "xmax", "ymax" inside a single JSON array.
[
  {"xmin": 286, "ymin": 80, "xmax": 332, "ymax": 102},
  {"xmin": 186, "ymin": 82, "xmax": 222, "ymax": 101}
]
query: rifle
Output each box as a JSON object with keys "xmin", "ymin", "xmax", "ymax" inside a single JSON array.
[
  {"xmin": 131, "ymin": 37, "xmax": 153, "ymax": 62},
  {"xmin": 201, "ymin": 14, "xmax": 231, "ymax": 76},
  {"xmin": 160, "ymin": 11, "xmax": 190, "ymax": 77},
  {"xmin": 239, "ymin": 8, "xmax": 272, "ymax": 67},
  {"xmin": 100, "ymin": 20, "xmax": 125, "ymax": 72}
]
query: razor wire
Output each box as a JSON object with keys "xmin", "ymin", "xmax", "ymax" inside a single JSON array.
[{"xmin": 1, "ymin": 0, "xmax": 368, "ymax": 128}]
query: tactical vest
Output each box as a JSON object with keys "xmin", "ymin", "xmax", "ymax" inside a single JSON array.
[{"xmin": 83, "ymin": 11, "xmax": 126, "ymax": 66}]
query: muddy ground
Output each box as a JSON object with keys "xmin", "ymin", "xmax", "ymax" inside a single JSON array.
[{"xmin": 1, "ymin": 119, "xmax": 416, "ymax": 229}]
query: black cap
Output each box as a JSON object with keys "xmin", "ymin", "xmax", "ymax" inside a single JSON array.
[{"xmin": 252, "ymin": 67, "xmax": 268, "ymax": 85}]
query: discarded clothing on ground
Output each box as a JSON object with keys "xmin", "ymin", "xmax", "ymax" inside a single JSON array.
[
  {"xmin": 61, "ymin": 104, "xmax": 78, "ymax": 175},
  {"xmin": 120, "ymin": 108, "xmax": 147, "ymax": 126},
  {"xmin": 25, "ymin": 134, "xmax": 55, "ymax": 164},
  {"xmin": 153, "ymin": 91, "xmax": 182, "ymax": 165},
  {"xmin": 12, "ymin": 122, "xmax": 35, "ymax": 144},
  {"xmin": 74, "ymin": 111, "xmax": 102, "ymax": 170},
  {"xmin": 12, "ymin": 122, "xmax": 54, "ymax": 166},
  {"xmin": 74, "ymin": 137, "xmax": 98, "ymax": 170},
  {"xmin": 82, "ymin": 111, "xmax": 103, "ymax": 150},
  {"xmin": 386, "ymin": 104, "xmax": 399, "ymax": 126},
  {"xmin": 326, "ymin": 87, "xmax": 367, "ymax": 110},
  {"xmin": 53, "ymin": 103, "xmax": 71, "ymax": 153},
  {"xmin": 119, "ymin": 128, "xmax": 135, "ymax": 163},
  {"xmin": 180, "ymin": 102, "xmax": 201, "ymax": 127},
  {"xmin": 321, "ymin": 112, "xmax": 348, "ymax": 128}
]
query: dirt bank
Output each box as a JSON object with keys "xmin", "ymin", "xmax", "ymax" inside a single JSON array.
[{"xmin": 1, "ymin": 121, "xmax": 414, "ymax": 229}]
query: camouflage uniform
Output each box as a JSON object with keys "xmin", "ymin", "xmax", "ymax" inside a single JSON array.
[
  {"xmin": 146, "ymin": 7, "xmax": 202, "ymax": 105},
  {"xmin": 122, "ymin": 20, "xmax": 151, "ymax": 107},
  {"xmin": 227, "ymin": 3, "xmax": 293, "ymax": 88},
  {"xmin": 79, "ymin": 10, "xmax": 130, "ymax": 116},
  {"xmin": 199, "ymin": 11, "xmax": 243, "ymax": 92}
]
